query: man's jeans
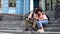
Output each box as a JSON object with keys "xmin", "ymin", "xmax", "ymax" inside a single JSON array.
[{"xmin": 37, "ymin": 20, "xmax": 48, "ymax": 28}]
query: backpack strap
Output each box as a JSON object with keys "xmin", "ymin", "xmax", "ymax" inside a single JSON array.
[
  {"xmin": 43, "ymin": 13, "xmax": 49, "ymax": 20},
  {"xmin": 31, "ymin": 11, "xmax": 34, "ymax": 18},
  {"xmin": 45, "ymin": 13, "xmax": 49, "ymax": 20}
]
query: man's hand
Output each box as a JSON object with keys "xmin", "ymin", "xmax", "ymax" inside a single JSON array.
[
  {"xmin": 29, "ymin": 18, "xmax": 33, "ymax": 20},
  {"xmin": 33, "ymin": 18, "xmax": 39, "ymax": 21},
  {"xmin": 29, "ymin": 18, "xmax": 35, "ymax": 20}
]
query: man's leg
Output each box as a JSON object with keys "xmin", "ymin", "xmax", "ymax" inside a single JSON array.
[
  {"xmin": 32, "ymin": 19, "xmax": 37, "ymax": 29},
  {"xmin": 25, "ymin": 18, "xmax": 30, "ymax": 31}
]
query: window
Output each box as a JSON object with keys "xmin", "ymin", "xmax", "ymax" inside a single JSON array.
[
  {"xmin": 0, "ymin": 0, "xmax": 1, "ymax": 8},
  {"xmin": 45, "ymin": 0, "xmax": 50, "ymax": 11},
  {"xmin": 9, "ymin": 0, "xmax": 16, "ymax": 7}
]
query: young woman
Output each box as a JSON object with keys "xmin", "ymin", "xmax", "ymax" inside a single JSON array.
[{"xmin": 34, "ymin": 8, "xmax": 48, "ymax": 32}]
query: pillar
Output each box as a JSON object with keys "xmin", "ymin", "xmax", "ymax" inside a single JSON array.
[
  {"xmin": 25, "ymin": 0, "xmax": 30, "ymax": 14},
  {"xmin": 30, "ymin": 0, "xmax": 34, "ymax": 11},
  {"xmin": 16, "ymin": 0, "xmax": 24, "ymax": 14},
  {"xmin": 49, "ymin": 0, "xmax": 52, "ymax": 11},
  {"xmin": 42, "ymin": 0, "xmax": 45, "ymax": 11},
  {"xmin": 2, "ymin": 0, "xmax": 8, "ymax": 13}
]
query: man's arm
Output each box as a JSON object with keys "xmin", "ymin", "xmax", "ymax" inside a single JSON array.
[{"xmin": 28, "ymin": 11, "xmax": 33, "ymax": 18}]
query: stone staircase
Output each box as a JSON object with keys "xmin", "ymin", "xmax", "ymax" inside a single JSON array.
[{"xmin": 0, "ymin": 11, "xmax": 60, "ymax": 34}]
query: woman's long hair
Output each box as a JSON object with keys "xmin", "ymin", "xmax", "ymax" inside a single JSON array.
[{"xmin": 35, "ymin": 8, "xmax": 42, "ymax": 14}]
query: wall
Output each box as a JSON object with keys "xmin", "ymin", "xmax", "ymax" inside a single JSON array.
[
  {"xmin": 2, "ymin": 0, "xmax": 8, "ymax": 13},
  {"xmin": 1, "ymin": 0, "xmax": 30, "ymax": 14}
]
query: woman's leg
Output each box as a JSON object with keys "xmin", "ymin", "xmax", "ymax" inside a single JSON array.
[
  {"xmin": 36, "ymin": 20, "xmax": 48, "ymax": 32},
  {"xmin": 37, "ymin": 21, "xmax": 43, "ymax": 29},
  {"xmin": 37, "ymin": 20, "xmax": 48, "ymax": 28},
  {"xmin": 37, "ymin": 20, "xmax": 44, "ymax": 32},
  {"xmin": 42, "ymin": 20, "xmax": 48, "ymax": 24}
]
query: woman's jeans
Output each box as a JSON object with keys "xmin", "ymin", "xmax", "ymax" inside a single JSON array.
[{"xmin": 37, "ymin": 20, "xmax": 48, "ymax": 28}]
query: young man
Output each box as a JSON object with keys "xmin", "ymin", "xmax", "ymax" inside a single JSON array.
[{"xmin": 25, "ymin": 9, "xmax": 37, "ymax": 31}]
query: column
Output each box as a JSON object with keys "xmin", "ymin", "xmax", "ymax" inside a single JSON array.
[
  {"xmin": 25, "ymin": 0, "xmax": 30, "ymax": 14},
  {"xmin": 49, "ymin": 0, "xmax": 52, "ymax": 11},
  {"xmin": 16, "ymin": 0, "xmax": 24, "ymax": 14},
  {"xmin": 30, "ymin": 0, "xmax": 33, "ymax": 11},
  {"xmin": 54, "ymin": 0, "xmax": 57, "ymax": 9},
  {"xmin": 42, "ymin": 0, "xmax": 45, "ymax": 11},
  {"xmin": 2, "ymin": 0, "xmax": 8, "ymax": 13}
]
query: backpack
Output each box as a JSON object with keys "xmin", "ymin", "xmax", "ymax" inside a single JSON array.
[{"xmin": 45, "ymin": 13, "xmax": 50, "ymax": 20}]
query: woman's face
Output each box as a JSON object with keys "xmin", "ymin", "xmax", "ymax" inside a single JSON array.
[{"xmin": 37, "ymin": 11, "xmax": 41, "ymax": 15}]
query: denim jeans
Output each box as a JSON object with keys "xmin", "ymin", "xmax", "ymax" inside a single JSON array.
[{"xmin": 37, "ymin": 20, "xmax": 48, "ymax": 28}]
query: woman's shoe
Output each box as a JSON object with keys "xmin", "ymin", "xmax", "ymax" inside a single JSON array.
[{"xmin": 37, "ymin": 29, "xmax": 44, "ymax": 32}]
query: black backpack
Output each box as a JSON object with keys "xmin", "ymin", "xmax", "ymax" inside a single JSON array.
[{"xmin": 45, "ymin": 13, "xmax": 49, "ymax": 20}]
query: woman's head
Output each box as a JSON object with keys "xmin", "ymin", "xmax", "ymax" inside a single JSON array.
[{"xmin": 35, "ymin": 8, "xmax": 42, "ymax": 15}]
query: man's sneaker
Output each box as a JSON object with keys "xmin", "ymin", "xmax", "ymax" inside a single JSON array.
[{"xmin": 24, "ymin": 28, "xmax": 28, "ymax": 31}]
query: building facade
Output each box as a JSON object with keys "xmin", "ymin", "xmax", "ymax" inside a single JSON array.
[
  {"xmin": 40, "ymin": 0, "xmax": 60, "ymax": 11},
  {"xmin": 0, "ymin": 0, "xmax": 60, "ymax": 15},
  {"xmin": 0, "ymin": 0, "xmax": 33, "ymax": 15}
]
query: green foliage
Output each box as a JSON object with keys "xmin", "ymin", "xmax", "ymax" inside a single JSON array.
[{"xmin": 12, "ymin": 0, "xmax": 16, "ymax": 7}]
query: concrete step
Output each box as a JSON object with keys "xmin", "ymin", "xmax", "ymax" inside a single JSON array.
[
  {"xmin": 0, "ymin": 27, "xmax": 25, "ymax": 31},
  {"xmin": 2, "ymin": 15, "xmax": 24, "ymax": 21},
  {"xmin": 44, "ymin": 27, "xmax": 60, "ymax": 32},
  {"xmin": 0, "ymin": 21, "xmax": 59, "ymax": 27},
  {"xmin": 0, "ymin": 21, "xmax": 25, "ymax": 27},
  {"xmin": 1, "ymin": 14, "xmax": 55, "ymax": 21},
  {"xmin": 44, "ymin": 24, "xmax": 60, "ymax": 27},
  {"xmin": 0, "ymin": 31, "xmax": 60, "ymax": 34},
  {"xmin": 0, "ymin": 32, "xmax": 13, "ymax": 34},
  {"xmin": 31, "ymin": 32, "xmax": 60, "ymax": 34},
  {"xmin": 1, "ymin": 24, "xmax": 60, "ymax": 28},
  {"xmin": 0, "ymin": 20, "xmax": 60, "ymax": 32},
  {"xmin": 46, "ymin": 11, "xmax": 55, "ymax": 18},
  {"xmin": 0, "ymin": 21, "xmax": 58, "ymax": 24},
  {"xmin": 49, "ymin": 18, "xmax": 56, "ymax": 21},
  {"xmin": 0, "ymin": 24, "xmax": 60, "ymax": 32},
  {"xmin": 0, "ymin": 29, "xmax": 23, "ymax": 33},
  {"xmin": 48, "ymin": 20, "xmax": 58, "ymax": 24},
  {"xmin": 0, "ymin": 25, "xmax": 60, "ymax": 32},
  {"xmin": 0, "ymin": 21, "xmax": 25, "ymax": 31}
]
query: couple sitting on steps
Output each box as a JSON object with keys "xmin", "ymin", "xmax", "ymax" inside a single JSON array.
[{"xmin": 25, "ymin": 8, "xmax": 49, "ymax": 32}]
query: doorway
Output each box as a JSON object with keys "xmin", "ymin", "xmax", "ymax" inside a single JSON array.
[
  {"xmin": 0, "ymin": 0, "xmax": 2, "ymax": 13},
  {"xmin": 45, "ymin": 0, "xmax": 56, "ymax": 11},
  {"xmin": 33, "ymin": 0, "xmax": 39, "ymax": 9}
]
